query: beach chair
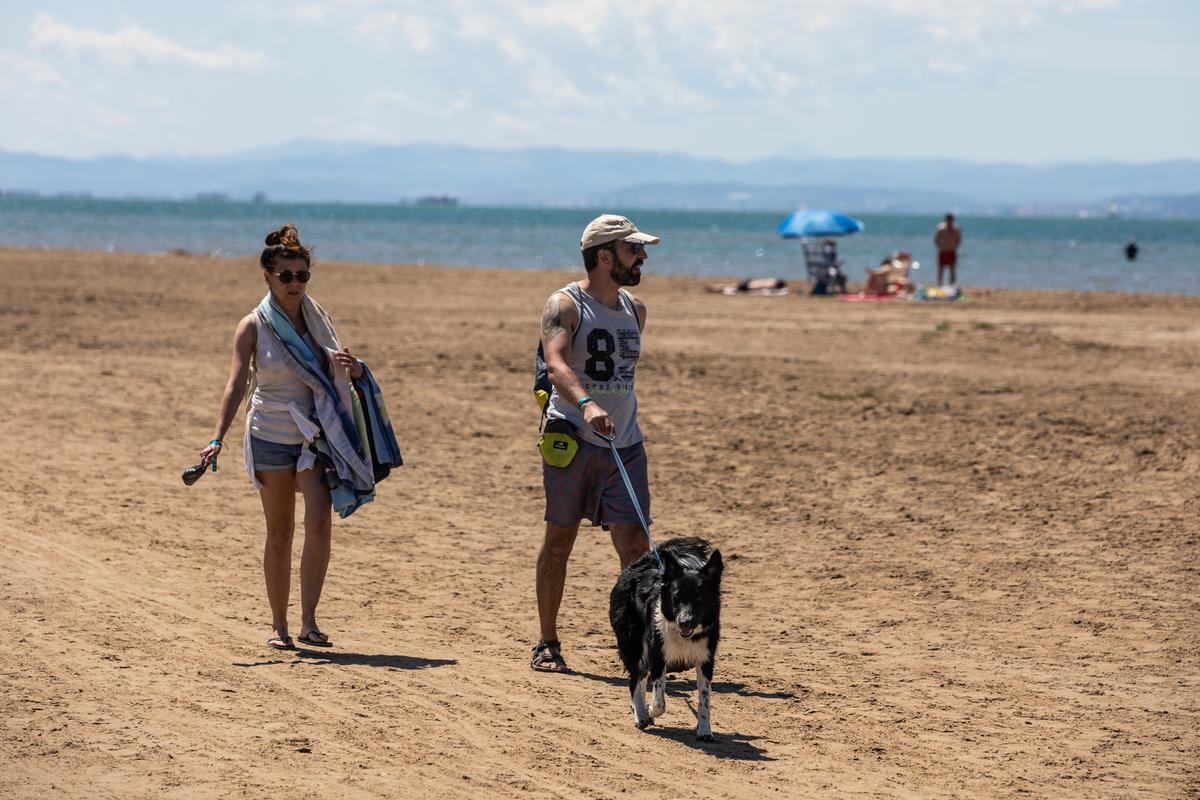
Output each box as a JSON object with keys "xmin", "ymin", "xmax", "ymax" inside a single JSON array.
[{"xmin": 801, "ymin": 238, "xmax": 847, "ymax": 295}]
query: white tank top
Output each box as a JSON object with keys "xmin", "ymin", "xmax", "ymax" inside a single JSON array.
[
  {"xmin": 545, "ymin": 282, "xmax": 643, "ymax": 448},
  {"xmin": 247, "ymin": 316, "xmax": 318, "ymax": 444}
]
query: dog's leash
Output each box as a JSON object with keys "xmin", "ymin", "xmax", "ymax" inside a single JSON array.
[{"xmin": 594, "ymin": 430, "xmax": 665, "ymax": 573}]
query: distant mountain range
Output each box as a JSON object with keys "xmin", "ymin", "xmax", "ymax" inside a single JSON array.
[{"xmin": 2, "ymin": 139, "xmax": 1198, "ymax": 218}]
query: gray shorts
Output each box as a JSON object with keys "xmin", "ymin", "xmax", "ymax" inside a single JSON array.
[
  {"xmin": 543, "ymin": 438, "xmax": 651, "ymax": 530},
  {"xmin": 250, "ymin": 436, "xmax": 304, "ymax": 471}
]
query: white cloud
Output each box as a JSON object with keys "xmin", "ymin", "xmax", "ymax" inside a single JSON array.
[
  {"xmin": 523, "ymin": 67, "xmax": 592, "ymax": 111},
  {"xmin": 279, "ymin": 3, "xmax": 331, "ymax": 22},
  {"xmin": 30, "ymin": 13, "xmax": 274, "ymax": 72},
  {"xmin": 597, "ymin": 71, "xmax": 715, "ymax": 114},
  {"xmin": 516, "ymin": 1, "xmax": 606, "ymax": 44},
  {"xmin": 0, "ymin": 50, "xmax": 66, "ymax": 89},
  {"xmin": 93, "ymin": 107, "xmax": 137, "ymax": 129},
  {"xmin": 456, "ymin": 16, "xmax": 532, "ymax": 63},
  {"xmin": 927, "ymin": 60, "xmax": 968, "ymax": 75},
  {"xmin": 363, "ymin": 88, "xmax": 469, "ymax": 116},
  {"xmin": 352, "ymin": 10, "xmax": 441, "ymax": 51},
  {"xmin": 490, "ymin": 111, "xmax": 542, "ymax": 137},
  {"xmin": 257, "ymin": 0, "xmax": 1122, "ymax": 124},
  {"xmin": 364, "ymin": 88, "xmax": 411, "ymax": 108}
]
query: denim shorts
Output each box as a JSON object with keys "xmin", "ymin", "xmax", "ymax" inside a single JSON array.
[{"xmin": 250, "ymin": 436, "xmax": 304, "ymax": 472}]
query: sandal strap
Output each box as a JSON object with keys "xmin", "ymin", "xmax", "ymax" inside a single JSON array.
[
  {"xmin": 531, "ymin": 642, "xmax": 568, "ymax": 670},
  {"xmin": 532, "ymin": 639, "xmax": 561, "ymax": 652}
]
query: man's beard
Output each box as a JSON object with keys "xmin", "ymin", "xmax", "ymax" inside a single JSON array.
[{"xmin": 612, "ymin": 258, "xmax": 643, "ymax": 286}]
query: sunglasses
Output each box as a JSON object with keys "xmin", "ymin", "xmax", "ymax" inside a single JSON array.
[
  {"xmin": 273, "ymin": 269, "xmax": 311, "ymax": 284},
  {"xmin": 611, "ymin": 241, "xmax": 646, "ymax": 256}
]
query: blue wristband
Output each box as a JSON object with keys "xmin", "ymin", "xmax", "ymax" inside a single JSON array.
[{"xmin": 577, "ymin": 395, "xmax": 594, "ymax": 410}]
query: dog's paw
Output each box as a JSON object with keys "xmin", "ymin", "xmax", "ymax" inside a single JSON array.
[
  {"xmin": 649, "ymin": 678, "xmax": 666, "ymax": 717},
  {"xmin": 635, "ymin": 715, "xmax": 653, "ymax": 730},
  {"xmin": 695, "ymin": 727, "xmax": 714, "ymax": 742}
]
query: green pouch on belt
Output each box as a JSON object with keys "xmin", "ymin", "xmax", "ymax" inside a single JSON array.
[{"xmin": 539, "ymin": 418, "xmax": 578, "ymax": 468}]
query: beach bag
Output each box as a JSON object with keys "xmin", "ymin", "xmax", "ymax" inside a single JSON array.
[
  {"xmin": 533, "ymin": 342, "xmax": 579, "ymax": 467},
  {"xmin": 538, "ymin": 418, "xmax": 578, "ymax": 468}
]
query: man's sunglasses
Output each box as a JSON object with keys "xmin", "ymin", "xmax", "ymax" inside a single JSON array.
[
  {"xmin": 273, "ymin": 269, "xmax": 311, "ymax": 284},
  {"xmin": 611, "ymin": 241, "xmax": 646, "ymax": 255}
]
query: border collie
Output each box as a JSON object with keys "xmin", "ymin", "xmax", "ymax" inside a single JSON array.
[{"xmin": 609, "ymin": 537, "xmax": 723, "ymax": 740}]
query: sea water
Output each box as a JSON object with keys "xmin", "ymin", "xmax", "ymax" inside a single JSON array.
[{"xmin": 2, "ymin": 195, "xmax": 1197, "ymax": 295}]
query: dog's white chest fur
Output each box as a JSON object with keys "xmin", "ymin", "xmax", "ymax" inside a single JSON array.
[{"xmin": 653, "ymin": 600, "xmax": 711, "ymax": 668}]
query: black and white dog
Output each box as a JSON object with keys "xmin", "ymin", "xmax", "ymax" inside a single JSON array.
[{"xmin": 609, "ymin": 537, "xmax": 723, "ymax": 740}]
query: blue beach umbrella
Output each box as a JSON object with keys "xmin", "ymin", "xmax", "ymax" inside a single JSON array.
[{"xmin": 777, "ymin": 209, "xmax": 865, "ymax": 238}]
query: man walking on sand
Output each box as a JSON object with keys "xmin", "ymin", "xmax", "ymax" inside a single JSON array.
[
  {"xmin": 934, "ymin": 213, "xmax": 962, "ymax": 286},
  {"xmin": 531, "ymin": 214, "xmax": 658, "ymax": 673}
]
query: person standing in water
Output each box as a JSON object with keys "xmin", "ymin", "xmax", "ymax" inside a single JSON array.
[{"xmin": 934, "ymin": 213, "xmax": 963, "ymax": 286}]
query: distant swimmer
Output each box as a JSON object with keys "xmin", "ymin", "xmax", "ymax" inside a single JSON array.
[
  {"xmin": 1125, "ymin": 240, "xmax": 1139, "ymax": 262},
  {"xmin": 934, "ymin": 213, "xmax": 962, "ymax": 286}
]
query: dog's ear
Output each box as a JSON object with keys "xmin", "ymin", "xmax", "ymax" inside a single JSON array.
[
  {"xmin": 659, "ymin": 551, "xmax": 677, "ymax": 580},
  {"xmin": 703, "ymin": 549, "xmax": 724, "ymax": 579}
]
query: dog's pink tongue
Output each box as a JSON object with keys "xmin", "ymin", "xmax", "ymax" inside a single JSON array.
[{"xmin": 678, "ymin": 627, "xmax": 694, "ymax": 638}]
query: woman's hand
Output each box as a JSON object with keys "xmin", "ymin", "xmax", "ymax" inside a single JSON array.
[
  {"xmin": 334, "ymin": 347, "xmax": 364, "ymax": 380},
  {"xmin": 200, "ymin": 440, "xmax": 223, "ymax": 468}
]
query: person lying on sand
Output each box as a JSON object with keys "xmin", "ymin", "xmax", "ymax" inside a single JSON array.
[{"xmin": 704, "ymin": 277, "xmax": 789, "ymax": 295}]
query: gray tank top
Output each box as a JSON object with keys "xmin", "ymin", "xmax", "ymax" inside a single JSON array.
[
  {"xmin": 247, "ymin": 315, "xmax": 318, "ymax": 444},
  {"xmin": 545, "ymin": 282, "xmax": 643, "ymax": 448}
]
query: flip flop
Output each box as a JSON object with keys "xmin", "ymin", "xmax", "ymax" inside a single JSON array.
[
  {"xmin": 297, "ymin": 630, "xmax": 333, "ymax": 648},
  {"xmin": 267, "ymin": 635, "xmax": 295, "ymax": 650},
  {"xmin": 530, "ymin": 640, "xmax": 570, "ymax": 673}
]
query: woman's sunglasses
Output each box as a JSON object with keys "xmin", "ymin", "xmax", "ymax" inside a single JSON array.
[{"xmin": 273, "ymin": 269, "xmax": 311, "ymax": 284}]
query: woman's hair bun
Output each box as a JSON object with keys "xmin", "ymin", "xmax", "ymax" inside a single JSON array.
[
  {"xmin": 260, "ymin": 222, "xmax": 311, "ymax": 270},
  {"xmin": 265, "ymin": 224, "xmax": 302, "ymax": 249}
]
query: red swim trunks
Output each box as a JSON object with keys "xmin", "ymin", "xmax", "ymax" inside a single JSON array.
[{"xmin": 938, "ymin": 250, "xmax": 957, "ymax": 267}]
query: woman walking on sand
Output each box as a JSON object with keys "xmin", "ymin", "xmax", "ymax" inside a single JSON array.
[{"xmin": 197, "ymin": 224, "xmax": 401, "ymax": 650}]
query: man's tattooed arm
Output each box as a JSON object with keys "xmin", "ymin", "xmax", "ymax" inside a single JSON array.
[
  {"xmin": 539, "ymin": 292, "xmax": 591, "ymax": 409},
  {"xmin": 541, "ymin": 293, "xmax": 570, "ymax": 345}
]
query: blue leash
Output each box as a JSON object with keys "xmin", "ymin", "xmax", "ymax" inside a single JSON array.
[{"xmin": 594, "ymin": 431, "xmax": 665, "ymax": 573}]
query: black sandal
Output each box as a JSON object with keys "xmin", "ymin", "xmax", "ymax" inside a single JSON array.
[
  {"xmin": 297, "ymin": 630, "xmax": 333, "ymax": 648},
  {"xmin": 530, "ymin": 639, "xmax": 570, "ymax": 673}
]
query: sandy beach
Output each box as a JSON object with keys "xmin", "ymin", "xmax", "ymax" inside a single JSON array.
[{"xmin": 1, "ymin": 247, "xmax": 1197, "ymax": 799}]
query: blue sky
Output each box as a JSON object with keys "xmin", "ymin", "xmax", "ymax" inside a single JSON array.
[{"xmin": 0, "ymin": 1, "xmax": 1196, "ymax": 163}]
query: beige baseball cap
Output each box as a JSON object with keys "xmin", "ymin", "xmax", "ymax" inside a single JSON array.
[{"xmin": 579, "ymin": 214, "xmax": 660, "ymax": 252}]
